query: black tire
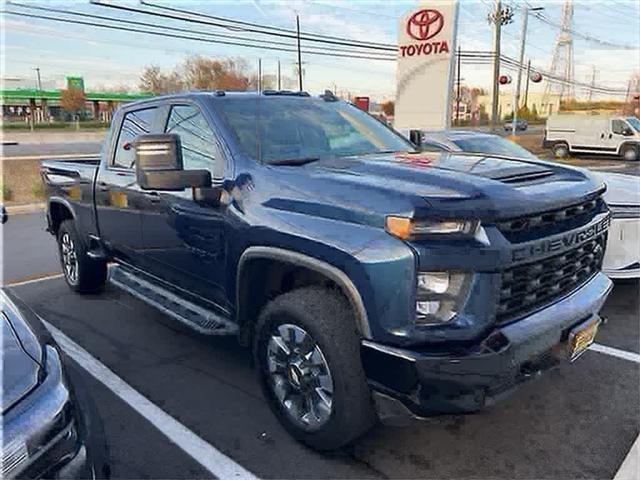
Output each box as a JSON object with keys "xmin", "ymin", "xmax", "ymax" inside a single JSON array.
[
  {"xmin": 57, "ymin": 220, "xmax": 107, "ymax": 293},
  {"xmin": 553, "ymin": 142, "xmax": 569, "ymax": 159},
  {"xmin": 621, "ymin": 144, "xmax": 639, "ymax": 161},
  {"xmin": 253, "ymin": 286, "xmax": 376, "ymax": 450}
]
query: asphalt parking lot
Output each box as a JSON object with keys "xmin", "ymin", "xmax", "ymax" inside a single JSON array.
[{"xmin": 2, "ymin": 211, "xmax": 639, "ymax": 479}]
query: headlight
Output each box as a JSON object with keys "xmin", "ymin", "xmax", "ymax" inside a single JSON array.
[
  {"xmin": 415, "ymin": 271, "xmax": 471, "ymax": 325},
  {"xmin": 386, "ymin": 216, "xmax": 479, "ymax": 239}
]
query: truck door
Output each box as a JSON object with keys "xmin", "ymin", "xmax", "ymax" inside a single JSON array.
[
  {"xmin": 138, "ymin": 103, "xmax": 230, "ymax": 310},
  {"xmin": 95, "ymin": 106, "xmax": 159, "ymax": 264},
  {"xmin": 602, "ymin": 119, "xmax": 630, "ymax": 155}
]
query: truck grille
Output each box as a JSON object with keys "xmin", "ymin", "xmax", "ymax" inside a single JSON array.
[
  {"xmin": 497, "ymin": 235, "xmax": 606, "ymax": 324},
  {"xmin": 498, "ymin": 196, "xmax": 602, "ymax": 236}
]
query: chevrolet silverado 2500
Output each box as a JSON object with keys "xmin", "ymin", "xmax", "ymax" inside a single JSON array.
[{"xmin": 42, "ymin": 91, "xmax": 613, "ymax": 450}]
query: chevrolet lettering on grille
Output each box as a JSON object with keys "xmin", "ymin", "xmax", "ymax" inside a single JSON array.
[{"xmin": 512, "ymin": 215, "xmax": 610, "ymax": 263}]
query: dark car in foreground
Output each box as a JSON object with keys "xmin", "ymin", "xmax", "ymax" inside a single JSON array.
[
  {"xmin": 41, "ymin": 91, "xmax": 611, "ymax": 450},
  {"xmin": 1, "ymin": 209, "xmax": 108, "ymax": 479}
]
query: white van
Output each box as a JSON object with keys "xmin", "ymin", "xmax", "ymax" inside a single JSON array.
[{"xmin": 544, "ymin": 114, "xmax": 640, "ymax": 161}]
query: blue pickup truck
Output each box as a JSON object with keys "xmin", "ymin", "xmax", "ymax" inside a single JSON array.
[{"xmin": 42, "ymin": 91, "xmax": 612, "ymax": 450}]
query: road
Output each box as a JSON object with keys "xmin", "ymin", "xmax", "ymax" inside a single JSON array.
[
  {"xmin": 2, "ymin": 211, "xmax": 639, "ymax": 479},
  {"xmin": 1, "ymin": 141, "xmax": 101, "ymax": 158}
]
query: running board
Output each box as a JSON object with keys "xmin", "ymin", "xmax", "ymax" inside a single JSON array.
[{"xmin": 109, "ymin": 266, "xmax": 237, "ymax": 336}]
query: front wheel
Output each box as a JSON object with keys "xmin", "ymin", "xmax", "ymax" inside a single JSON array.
[
  {"xmin": 621, "ymin": 144, "xmax": 639, "ymax": 161},
  {"xmin": 553, "ymin": 142, "xmax": 569, "ymax": 159},
  {"xmin": 253, "ymin": 287, "xmax": 376, "ymax": 450},
  {"xmin": 57, "ymin": 220, "xmax": 107, "ymax": 293}
]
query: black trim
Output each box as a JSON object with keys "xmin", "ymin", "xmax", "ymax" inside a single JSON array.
[{"xmin": 571, "ymin": 145, "xmax": 617, "ymax": 152}]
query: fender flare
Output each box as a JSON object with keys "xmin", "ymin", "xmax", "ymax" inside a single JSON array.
[
  {"xmin": 236, "ymin": 246, "xmax": 372, "ymax": 339},
  {"xmin": 47, "ymin": 197, "xmax": 77, "ymax": 232}
]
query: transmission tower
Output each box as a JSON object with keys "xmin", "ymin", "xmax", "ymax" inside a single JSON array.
[{"xmin": 543, "ymin": 0, "xmax": 575, "ymax": 104}]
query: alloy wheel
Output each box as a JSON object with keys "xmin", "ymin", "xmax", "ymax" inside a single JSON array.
[
  {"xmin": 266, "ymin": 324, "xmax": 334, "ymax": 431},
  {"xmin": 61, "ymin": 233, "xmax": 79, "ymax": 284}
]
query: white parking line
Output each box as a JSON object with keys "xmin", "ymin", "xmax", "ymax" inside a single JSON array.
[
  {"xmin": 589, "ymin": 343, "xmax": 640, "ymax": 364},
  {"xmin": 42, "ymin": 319, "xmax": 259, "ymax": 480},
  {"xmin": 4, "ymin": 273, "xmax": 64, "ymax": 288}
]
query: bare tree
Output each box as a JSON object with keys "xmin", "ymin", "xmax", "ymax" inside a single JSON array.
[
  {"xmin": 139, "ymin": 65, "xmax": 183, "ymax": 94},
  {"xmin": 60, "ymin": 87, "xmax": 86, "ymax": 116}
]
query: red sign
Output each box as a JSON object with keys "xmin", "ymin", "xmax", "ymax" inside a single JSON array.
[
  {"xmin": 499, "ymin": 74, "xmax": 512, "ymax": 85},
  {"xmin": 531, "ymin": 71, "xmax": 543, "ymax": 83},
  {"xmin": 354, "ymin": 96, "xmax": 370, "ymax": 111},
  {"xmin": 407, "ymin": 9, "xmax": 444, "ymax": 41},
  {"xmin": 400, "ymin": 9, "xmax": 449, "ymax": 58}
]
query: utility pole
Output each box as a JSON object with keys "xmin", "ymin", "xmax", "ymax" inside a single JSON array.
[
  {"xmin": 588, "ymin": 65, "xmax": 596, "ymax": 102},
  {"xmin": 258, "ymin": 58, "xmax": 262, "ymax": 92},
  {"xmin": 35, "ymin": 67, "xmax": 42, "ymax": 91},
  {"xmin": 296, "ymin": 14, "xmax": 303, "ymax": 91},
  {"xmin": 490, "ymin": 1, "xmax": 503, "ymax": 132},
  {"xmin": 523, "ymin": 59, "xmax": 531, "ymax": 109},
  {"xmin": 456, "ymin": 46, "xmax": 462, "ymax": 126},
  {"xmin": 277, "ymin": 59, "xmax": 281, "ymax": 90},
  {"xmin": 512, "ymin": 6, "xmax": 542, "ymax": 135}
]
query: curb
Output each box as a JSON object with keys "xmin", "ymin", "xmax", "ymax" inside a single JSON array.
[
  {"xmin": 615, "ymin": 434, "xmax": 639, "ymax": 480},
  {"xmin": 5, "ymin": 203, "xmax": 46, "ymax": 215}
]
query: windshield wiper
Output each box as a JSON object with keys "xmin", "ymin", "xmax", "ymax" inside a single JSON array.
[{"xmin": 268, "ymin": 157, "xmax": 321, "ymax": 166}]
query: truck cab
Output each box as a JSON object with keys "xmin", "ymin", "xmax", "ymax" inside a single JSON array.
[
  {"xmin": 544, "ymin": 113, "xmax": 640, "ymax": 161},
  {"xmin": 42, "ymin": 91, "xmax": 613, "ymax": 451}
]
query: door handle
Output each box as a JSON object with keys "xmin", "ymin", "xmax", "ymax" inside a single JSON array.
[
  {"xmin": 608, "ymin": 133, "xmax": 613, "ymax": 139},
  {"xmin": 97, "ymin": 182, "xmax": 109, "ymax": 192},
  {"xmin": 600, "ymin": 133, "xmax": 605, "ymax": 139}
]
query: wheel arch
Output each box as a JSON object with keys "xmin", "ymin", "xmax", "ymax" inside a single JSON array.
[
  {"xmin": 236, "ymin": 246, "xmax": 371, "ymax": 346},
  {"xmin": 618, "ymin": 141, "xmax": 640, "ymax": 156},
  {"xmin": 47, "ymin": 197, "xmax": 76, "ymax": 235}
]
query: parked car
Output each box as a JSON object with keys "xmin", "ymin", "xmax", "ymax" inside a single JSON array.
[
  {"xmin": 592, "ymin": 172, "xmax": 640, "ymax": 279},
  {"xmin": 42, "ymin": 91, "xmax": 612, "ymax": 451},
  {"xmin": 417, "ymin": 130, "xmax": 539, "ymax": 159},
  {"xmin": 544, "ymin": 114, "xmax": 640, "ymax": 161},
  {"xmin": 1, "ymin": 291, "xmax": 109, "ymax": 478},
  {"xmin": 418, "ymin": 130, "xmax": 640, "ymax": 279},
  {"xmin": 504, "ymin": 119, "xmax": 528, "ymax": 131}
]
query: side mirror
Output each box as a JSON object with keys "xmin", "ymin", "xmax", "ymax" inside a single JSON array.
[
  {"xmin": 134, "ymin": 134, "xmax": 211, "ymax": 191},
  {"xmin": 623, "ymin": 128, "xmax": 634, "ymax": 136},
  {"xmin": 409, "ymin": 129, "xmax": 422, "ymax": 148},
  {"xmin": 1, "ymin": 205, "xmax": 7, "ymax": 224}
]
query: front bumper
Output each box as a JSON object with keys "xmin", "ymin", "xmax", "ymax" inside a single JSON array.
[{"xmin": 361, "ymin": 272, "xmax": 612, "ymax": 421}]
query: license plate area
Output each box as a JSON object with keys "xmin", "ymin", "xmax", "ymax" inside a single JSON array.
[{"xmin": 565, "ymin": 317, "xmax": 600, "ymax": 362}]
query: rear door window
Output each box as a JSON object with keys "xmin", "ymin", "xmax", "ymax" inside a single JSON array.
[{"xmin": 113, "ymin": 107, "xmax": 157, "ymax": 169}]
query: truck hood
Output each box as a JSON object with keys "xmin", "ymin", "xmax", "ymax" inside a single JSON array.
[
  {"xmin": 262, "ymin": 152, "xmax": 605, "ymax": 224},
  {"xmin": 2, "ymin": 317, "xmax": 42, "ymax": 413}
]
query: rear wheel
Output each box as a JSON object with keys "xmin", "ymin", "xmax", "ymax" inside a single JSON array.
[
  {"xmin": 621, "ymin": 144, "xmax": 639, "ymax": 161},
  {"xmin": 57, "ymin": 220, "xmax": 107, "ymax": 293},
  {"xmin": 254, "ymin": 286, "xmax": 376, "ymax": 450},
  {"xmin": 553, "ymin": 142, "xmax": 569, "ymax": 159}
]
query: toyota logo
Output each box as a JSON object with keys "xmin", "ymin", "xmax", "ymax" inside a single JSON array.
[{"xmin": 407, "ymin": 9, "xmax": 444, "ymax": 41}]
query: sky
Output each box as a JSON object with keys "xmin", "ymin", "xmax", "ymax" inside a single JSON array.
[{"xmin": 1, "ymin": 0, "xmax": 639, "ymax": 102}]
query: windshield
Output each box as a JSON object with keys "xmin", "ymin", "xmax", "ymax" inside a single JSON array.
[
  {"xmin": 626, "ymin": 117, "xmax": 640, "ymax": 132},
  {"xmin": 452, "ymin": 135, "xmax": 538, "ymax": 160},
  {"xmin": 215, "ymin": 96, "xmax": 414, "ymax": 163}
]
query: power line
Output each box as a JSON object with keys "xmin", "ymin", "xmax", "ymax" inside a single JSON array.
[
  {"xmin": 90, "ymin": 0, "xmax": 397, "ymax": 52},
  {"xmin": 0, "ymin": 9, "xmax": 397, "ymax": 62},
  {"xmin": 8, "ymin": 2, "xmax": 394, "ymax": 59},
  {"xmin": 140, "ymin": 0, "xmax": 397, "ymax": 47}
]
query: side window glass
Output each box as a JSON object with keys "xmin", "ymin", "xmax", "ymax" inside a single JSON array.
[
  {"xmin": 113, "ymin": 107, "xmax": 157, "ymax": 168},
  {"xmin": 612, "ymin": 120, "xmax": 626, "ymax": 135},
  {"xmin": 165, "ymin": 105, "xmax": 217, "ymax": 172},
  {"xmin": 421, "ymin": 142, "xmax": 447, "ymax": 152}
]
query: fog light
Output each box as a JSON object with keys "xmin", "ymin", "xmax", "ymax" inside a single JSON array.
[
  {"xmin": 416, "ymin": 300, "xmax": 440, "ymax": 316},
  {"xmin": 417, "ymin": 272, "xmax": 450, "ymax": 294},
  {"xmin": 415, "ymin": 271, "xmax": 472, "ymax": 325}
]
